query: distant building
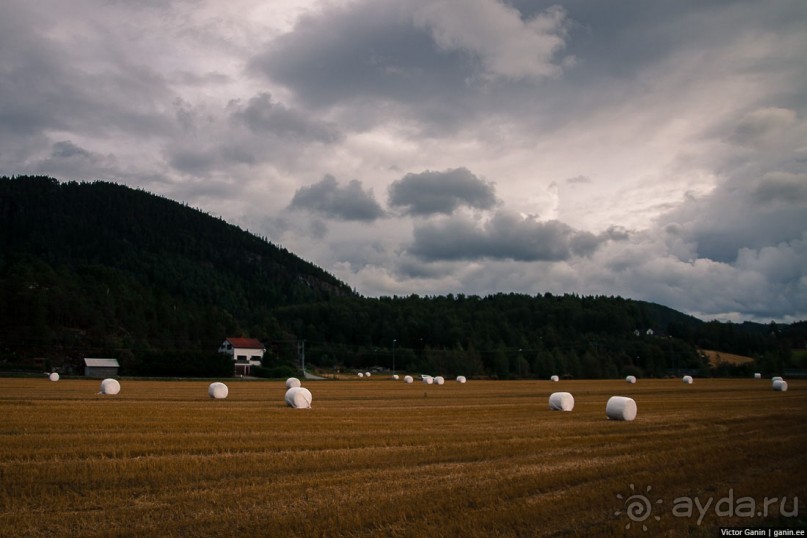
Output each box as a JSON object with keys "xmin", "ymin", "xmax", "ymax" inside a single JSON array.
[
  {"xmin": 633, "ymin": 329, "xmax": 655, "ymax": 337},
  {"xmin": 84, "ymin": 358, "xmax": 120, "ymax": 378},
  {"xmin": 218, "ymin": 337, "xmax": 265, "ymax": 376}
]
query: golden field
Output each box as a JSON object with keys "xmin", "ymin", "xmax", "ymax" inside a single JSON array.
[
  {"xmin": 0, "ymin": 377, "xmax": 804, "ymax": 537},
  {"xmin": 700, "ymin": 350, "xmax": 755, "ymax": 367}
]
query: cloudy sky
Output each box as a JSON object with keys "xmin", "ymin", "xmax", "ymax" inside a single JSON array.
[{"xmin": 2, "ymin": 0, "xmax": 805, "ymax": 322}]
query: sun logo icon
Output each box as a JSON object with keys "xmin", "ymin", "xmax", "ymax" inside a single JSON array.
[{"xmin": 614, "ymin": 484, "xmax": 663, "ymax": 531}]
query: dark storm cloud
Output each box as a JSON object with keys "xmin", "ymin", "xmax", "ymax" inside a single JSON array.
[
  {"xmin": 408, "ymin": 210, "xmax": 619, "ymax": 262},
  {"xmin": 660, "ymin": 101, "xmax": 807, "ymax": 265},
  {"xmin": 229, "ymin": 93, "xmax": 342, "ymax": 143},
  {"xmin": 659, "ymin": 168, "xmax": 807, "ymax": 265},
  {"xmin": 289, "ymin": 175, "xmax": 385, "ymax": 222},
  {"xmin": 688, "ymin": 207, "xmax": 807, "ymax": 264},
  {"xmin": 50, "ymin": 140, "xmax": 92, "ymax": 160},
  {"xmin": 0, "ymin": 2, "xmax": 173, "ymax": 142},
  {"xmin": 731, "ymin": 108, "xmax": 798, "ymax": 148},
  {"xmin": 167, "ymin": 148, "xmax": 219, "ymax": 176},
  {"xmin": 32, "ymin": 139, "xmax": 119, "ymax": 180},
  {"xmin": 388, "ymin": 168, "xmax": 497, "ymax": 216},
  {"xmin": 248, "ymin": 1, "xmax": 570, "ymax": 132},
  {"xmin": 0, "ymin": 7, "xmax": 72, "ymax": 136},
  {"xmin": 249, "ymin": 1, "xmax": 466, "ymax": 109},
  {"xmin": 754, "ymin": 173, "xmax": 807, "ymax": 204}
]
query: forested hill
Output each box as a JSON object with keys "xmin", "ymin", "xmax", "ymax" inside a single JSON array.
[
  {"xmin": 1, "ymin": 176, "xmax": 802, "ymax": 378},
  {"xmin": 0, "ymin": 176, "xmax": 353, "ymax": 363}
]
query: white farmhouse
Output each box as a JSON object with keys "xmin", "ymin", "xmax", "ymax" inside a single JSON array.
[{"xmin": 218, "ymin": 337, "xmax": 265, "ymax": 376}]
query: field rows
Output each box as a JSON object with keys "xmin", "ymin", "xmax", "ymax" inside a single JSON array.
[{"xmin": 0, "ymin": 377, "xmax": 805, "ymax": 536}]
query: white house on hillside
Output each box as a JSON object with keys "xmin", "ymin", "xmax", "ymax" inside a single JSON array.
[{"xmin": 218, "ymin": 337, "xmax": 265, "ymax": 376}]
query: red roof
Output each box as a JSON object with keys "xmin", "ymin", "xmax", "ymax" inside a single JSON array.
[{"xmin": 225, "ymin": 337, "xmax": 264, "ymax": 350}]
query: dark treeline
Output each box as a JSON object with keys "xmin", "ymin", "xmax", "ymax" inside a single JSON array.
[
  {"xmin": 273, "ymin": 294, "xmax": 802, "ymax": 378},
  {"xmin": 1, "ymin": 176, "xmax": 803, "ymax": 377}
]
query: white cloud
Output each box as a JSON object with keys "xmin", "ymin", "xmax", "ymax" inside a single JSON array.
[{"xmin": 412, "ymin": 1, "xmax": 568, "ymax": 79}]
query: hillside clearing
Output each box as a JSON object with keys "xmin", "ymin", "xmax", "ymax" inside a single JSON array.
[{"xmin": 700, "ymin": 349, "xmax": 755, "ymax": 367}]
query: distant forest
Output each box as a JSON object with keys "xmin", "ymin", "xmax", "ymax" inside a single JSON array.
[{"xmin": 1, "ymin": 176, "xmax": 804, "ymax": 378}]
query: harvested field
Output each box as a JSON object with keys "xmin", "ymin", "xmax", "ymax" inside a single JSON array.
[{"xmin": 0, "ymin": 377, "xmax": 804, "ymax": 536}]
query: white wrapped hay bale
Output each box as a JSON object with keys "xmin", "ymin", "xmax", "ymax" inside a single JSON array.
[
  {"xmin": 208, "ymin": 382, "xmax": 229, "ymax": 399},
  {"xmin": 285, "ymin": 377, "xmax": 301, "ymax": 389},
  {"xmin": 357, "ymin": 372, "xmax": 364, "ymax": 378},
  {"xmin": 772, "ymin": 380, "xmax": 788, "ymax": 392},
  {"xmin": 392, "ymin": 374, "xmax": 399, "ymax": 380},
  {"xmin": 285, "ymin": 387, "xmax": 313, "ymax": 408},
  {"xmin": 456, "ymin": 376, "xmax": 467, "ymax": 383},
  {"xmin": 625, "ymin": 375, "xmax": 637, "ymax": 384},
  {"xmin": 434, "ymin": 376, "xmax": 445, "ymax": 385},
  {"xmin": 772, "ymin": 376, "xmax": 783, "ymax": 383},
  {"xmin": 682, "ymin": 375, "xmax": 693, "ymax": 384},
  {"xmin": 404, "ymin": 375, "xmax": 414, "ymax": 384},
  {"xmin": 550, "ymin": 375, "xmax": 559, "ymax": 382},
  {"xmin": 365, "ymin": 372, "xmax": 371, "ymax": 377},
  {"xmin": 754, "ymin": 373, "xmax": 762, "ymax": 379},
  {"xmin": 606, "ymin": 396, "xmax": 637, "ymax": 421},
  {"xmin": 48, "ymin": 372, "xmax": 60, "ymax": 382},
  {"xmin": 99, "ymin": 378, "xmax": 120, "ymax": 395},
  {"xmin": 422, "ymin": 376, "xmax": 434, "ymax": 385},
  {"xmin": 548, "ymin": 392, "xmax": 574, "ymax": 411}
]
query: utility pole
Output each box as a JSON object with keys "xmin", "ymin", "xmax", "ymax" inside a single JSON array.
[
  {"xmin": 392, "ymin": 339, "xmax": 397, "ymax": 375},
  {"xmin": 298, "ymin": 340, "xmax": 306, "ymax": 374}
]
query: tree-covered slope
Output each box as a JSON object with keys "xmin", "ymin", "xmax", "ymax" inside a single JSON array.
[{"xmin": 0, "ymin": 176, "xmax": 353, "ymax": 363}]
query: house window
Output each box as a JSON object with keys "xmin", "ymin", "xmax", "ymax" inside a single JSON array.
[
  {"xmin": 250, "ymin": 355, "xmax": 261, "ymax": 362},
  {"xmin": 237, "ymin": 355, "xmax": 247, "ymax": 361}
]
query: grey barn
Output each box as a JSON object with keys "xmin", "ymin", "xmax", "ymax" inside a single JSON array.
[{"xmin": 84, "ymin": 358, "xmax": 120, "ymax": 378}]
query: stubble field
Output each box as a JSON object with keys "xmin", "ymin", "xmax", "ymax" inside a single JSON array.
[{"xmin": 0, "ymin": 377, "xmax": 804, "ymax": 537}]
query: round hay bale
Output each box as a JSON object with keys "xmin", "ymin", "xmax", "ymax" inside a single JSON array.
[
  {"xmin": 456, "ymin": 376, "xmax": 467, "ymax": 383},
  {"xmin": 422, "ymin": 376, "xmax": 434, "ymax": 385},
  {"xmin": 625, "ymin": 375, "xmax": 637, "ymax": 384},
  {"xmin": 99, "ymin": 378, "xmax": 120, "ymax": 395},
  {"xmin": 772, "ymin": 380, "xmax": 788, "ymax": 392},
  {"xmin": 754, "ymin": 373, "xmax": 762, "ymax": 379},
  {"xmin": 365, "ymin": 372, "xmax": 371, "ymax": 377},
  {"xmin": 285, "ymin": 377, "xmax": 301, "ymax": 389},
  {"xmin": 208, "ymin": 382, "xmax": 229, "ymax": 399},
  {"xmin": 434, "ymin": 376, "xmax": 445, "ymax": 385},
  {"xmin": 771, "ymin": 376, "xmax": 783, "ymax": 383},
  {"xmin": 392, "ymin": 374, "xmax": 399, "ymax": 380},
  {"xmin": 285, "ymin": 387, "xmax": 313, "ymax": 408},
  {"xmin": 48, "ymin": 372, "xmax": 60, "ymax": 382},
  {"xmin": 548, "ymin": 391, "xmax": 574, "ymax": 411},
  {"xmin": 404, "ymin": 375, "xmax": 414, "ymax": 384},
  {"xmin": 550, "ymin": 375, "xmax": 560, "ymax": 382},
  {"xmin": 606, "ymin": 396, "xmax": 637, "ymax": 421},
  {"xmin": 682, "ymin": 375, "xmax": 693, "ymax": 384},
  {"xmin": 357, "ymin": 372, "xmax": 364, "ymax": 378}
]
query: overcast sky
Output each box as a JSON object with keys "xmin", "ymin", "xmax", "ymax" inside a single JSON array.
[{"xmin": 2, "ymin": 0, "xmax": 805, "ymax": 322}]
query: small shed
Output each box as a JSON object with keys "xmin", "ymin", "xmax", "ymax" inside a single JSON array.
[{"xmin": 84, "ymin": 358, "xmax": 120, "ymax": 378}]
